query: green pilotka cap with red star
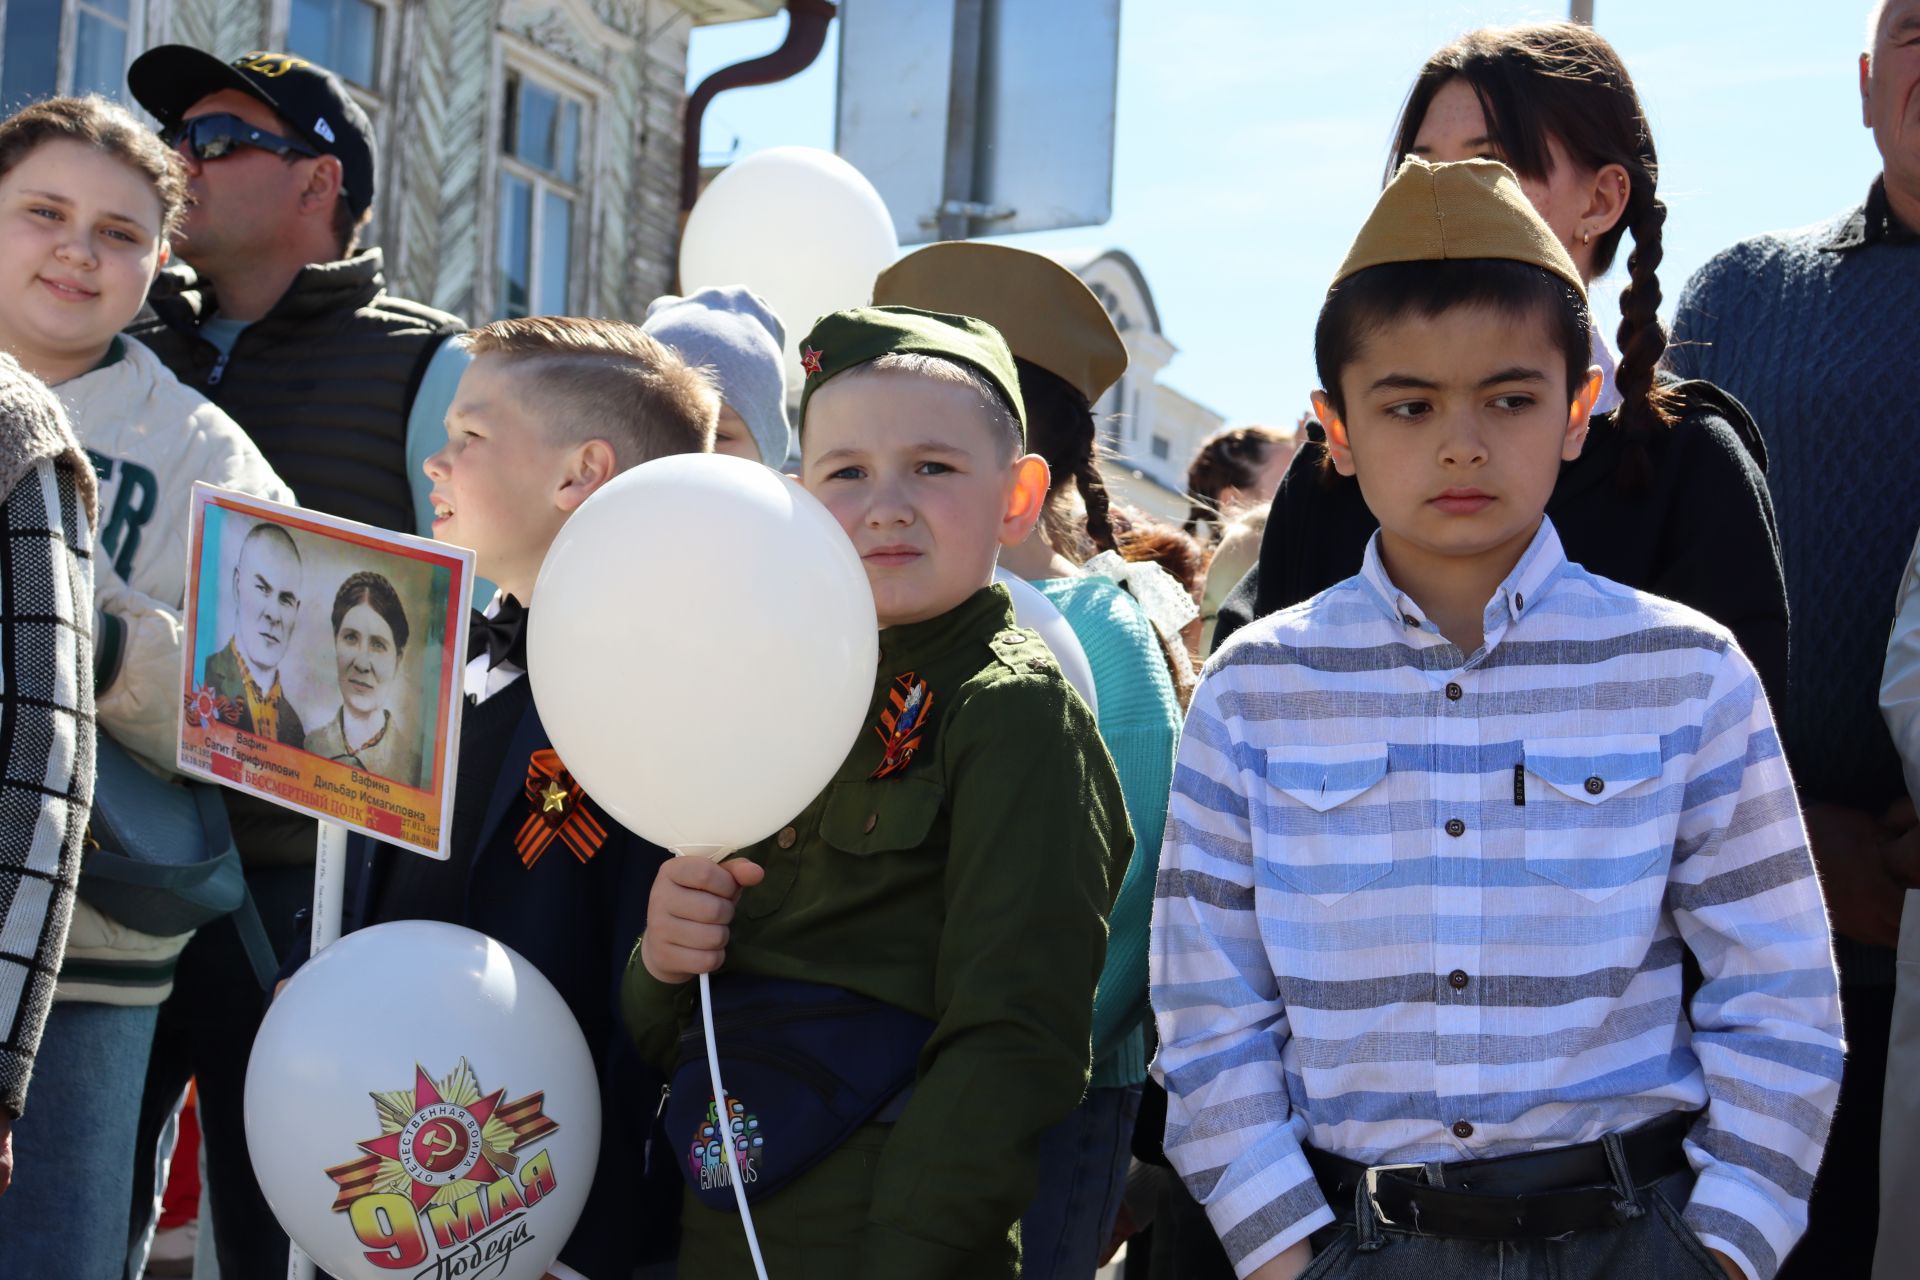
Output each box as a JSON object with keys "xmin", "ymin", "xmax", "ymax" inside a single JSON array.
[{"xmin": 795, "ymin": 305, "xmax": 1027, "ymax": 445}]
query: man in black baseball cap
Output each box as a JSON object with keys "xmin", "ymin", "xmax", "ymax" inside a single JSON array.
[
  {"xmin": 122, "ymin": 41, "xmax": 463, "ymax": 529},
  {"xmin": 131, "ymin": 46, "xmax": 376, "ymax": 220},
  {"xmin": 120, "ymin": 45, "xmax": 466, "ymax": 1280}
]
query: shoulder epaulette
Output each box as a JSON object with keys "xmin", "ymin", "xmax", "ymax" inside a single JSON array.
[{"xmin": 987, "ymin": 625, "xmax": 1055, "ymax": 678}]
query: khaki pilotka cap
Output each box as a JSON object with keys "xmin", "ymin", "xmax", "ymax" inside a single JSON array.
[
  {"xmin": 1334, "ymin": 157, "xmax": 1586, "ymax": 295},
  {"xmin": 873, "ymin": 243, "xmax": 1129, "ymax": 404}
]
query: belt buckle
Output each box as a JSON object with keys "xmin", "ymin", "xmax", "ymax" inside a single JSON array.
[{"xmin": 1363, "ymin": 1162, "xmax": 1427, "ymax": 1229}]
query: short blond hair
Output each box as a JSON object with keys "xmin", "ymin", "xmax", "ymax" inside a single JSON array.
[
  {"xmin": 459, "ymin": 316, "xmax": 718, "ymax": 466},
  {"xmin": 835, "ymin": 352, "xmax": 1021, "ymax": 460}
]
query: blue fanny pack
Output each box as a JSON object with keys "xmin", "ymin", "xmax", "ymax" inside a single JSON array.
[{"xmin": 665, "ymin": 974, "xmax": 933, "ymax": 1210}]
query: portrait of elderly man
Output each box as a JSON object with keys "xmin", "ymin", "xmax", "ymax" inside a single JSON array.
[
  {"xmin": 202, "ymin": 520, "xmax": 304, "ymax": 745},
  {"xmin": 303, "ymin": 571, "xmax": 420, "ymax": 787}
]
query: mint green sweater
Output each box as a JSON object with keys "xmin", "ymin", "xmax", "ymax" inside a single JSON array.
[{"xmin": 1034, "ymin": 575, "xmax": 1181, "ymax": 1089}]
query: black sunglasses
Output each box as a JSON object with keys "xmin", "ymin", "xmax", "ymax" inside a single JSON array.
[{"xmin": 161, "ymin": 113, "xmax": 320, "ymax": 162}]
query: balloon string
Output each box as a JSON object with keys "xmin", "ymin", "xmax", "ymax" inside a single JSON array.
[{"xmin": 701, "ymin": 970, "xmax": 771, "ymax": 1280}]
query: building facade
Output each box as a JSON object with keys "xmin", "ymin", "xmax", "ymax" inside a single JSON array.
[
  {"xmin": 1062, "ymin": 248, "xmax": 1225, "ymax": 524},
  {"xmin": 0, "ymin": 0, "xmax": 778, "ymax": 323}
]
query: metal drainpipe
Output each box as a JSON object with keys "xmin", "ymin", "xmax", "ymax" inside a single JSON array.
[{"xmin": 679, "ymin": 0, "xmax": 839, "ymax": 216}]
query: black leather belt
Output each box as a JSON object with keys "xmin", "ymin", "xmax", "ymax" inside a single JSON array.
[{"xmin": 1306, "ymin": 1110, "xmax": 1696, "ymax": 1241}]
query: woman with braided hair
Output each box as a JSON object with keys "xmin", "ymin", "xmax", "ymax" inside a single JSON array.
[
  {"xmin": 1212, "ymin": 21, "xmax": 1789, "ymax": 712},
  {"xmin": 873, "ymin": 241, "xmax": 1186, "ymax": 1280}
]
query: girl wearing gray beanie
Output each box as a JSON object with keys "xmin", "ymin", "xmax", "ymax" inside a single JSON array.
[{"xmin": 643, "ymin": 284, "xmax": 793, "ymax": 467}]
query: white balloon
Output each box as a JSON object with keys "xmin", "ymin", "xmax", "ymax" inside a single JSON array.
[
  {"xmin": 680, "ymin": 146, "xmax": 899, "ymax": 387},
  {"xmin": 994, "ymin": 568, "xmax": 1100, "ymax": 722},
  {"xmin": 529, "ymin": 454, "xmax": 878, "ymax": 857},
  {"xmin": 246, "ymin": 923, "xmax": 599, "ymax": 1280}
]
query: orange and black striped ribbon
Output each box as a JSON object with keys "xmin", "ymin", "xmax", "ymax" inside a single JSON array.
[
  {"xmin": 324, "ymin": 1152, "xmax": 381, "ymax": 1211},
  {"xmin": 516, "ymin": 749, "xmax": 608, "ymax": 869},
  {"xmin": 497, "ymin": 1090, "xmax": 561, "ymax": 1151}
]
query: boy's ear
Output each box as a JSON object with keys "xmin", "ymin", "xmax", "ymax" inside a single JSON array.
[
  {"xmin": 555, "ymin": 439, "xmax": 619, "ymax": 513},
  {"xmin": 1562, "ymin": 367, "xmax": 1604, "ymax": 462},
  {"xmin": 1312, "ymin": 391, "xmax": 1356, "ymax": 477},
  {"xmin": 999, "ymin": 454, "xmax": 1052, "ymax": 546}
]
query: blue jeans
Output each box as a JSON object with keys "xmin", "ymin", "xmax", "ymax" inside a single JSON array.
[
  {"xmin": 0, "ymin": 1000, "xmax": 159, "ymax": 1280},
  {"xmin": 1021, "ymin": 1084, "xmax": 1143, "ymax": 1279}
]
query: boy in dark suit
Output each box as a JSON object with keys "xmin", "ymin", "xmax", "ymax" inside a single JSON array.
[{"xmin": 282, "ymin": 315, "xmax": 718, "ymax": 1278}]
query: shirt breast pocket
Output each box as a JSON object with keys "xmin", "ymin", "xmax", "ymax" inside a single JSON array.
[
  {"xmin": 1521, "ymin": 733, "xmax": 1670, "ymax": 903},
  {"xmin": 1253, "ymin": 742, "xmax": 1395, "ymax": 906},
  {"xmin": 819, "ymin": 776, "xmax": 946, "ymax": 857}
]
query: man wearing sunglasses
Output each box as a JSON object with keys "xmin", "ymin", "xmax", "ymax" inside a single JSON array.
[
  {"xmin": 125, "ymin": 46, "xmax": 462, "ymax": 532},
  {"xmin": 118, "ymin": 45, "xmax": 465, "ymax": 1280}
]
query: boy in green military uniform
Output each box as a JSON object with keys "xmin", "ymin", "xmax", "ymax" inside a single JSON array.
[{"xmin": 624, "ymin": 306, "xmax": 1131, "ymax": 1278}]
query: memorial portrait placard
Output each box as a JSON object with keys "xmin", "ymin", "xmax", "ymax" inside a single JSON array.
[{"xmin": 177, "ymin": 484, "xmax": 473, "ymax": 859}]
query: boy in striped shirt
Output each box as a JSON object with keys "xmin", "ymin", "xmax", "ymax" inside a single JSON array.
[{"xmin": 1149, "ymin": 158, "xmax": 1841, "ymax": 1280}]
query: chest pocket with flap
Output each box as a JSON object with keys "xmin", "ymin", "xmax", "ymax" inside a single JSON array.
[
  {"xmin": 1521, "ymin": 733, "xmax": 1670, "ymax": 902},
  {"xmin": 1254, "ymin": 742, "xmax": 1395, "ymax": 906},
  {"xmin": 820, "ymin": 776, "xmax": 946, "ymax": 856}
]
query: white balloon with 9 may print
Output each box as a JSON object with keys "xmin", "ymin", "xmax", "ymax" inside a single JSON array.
[{"xmin": 246, "ymin": 922, "xmax": 599, "ymax": 1280}]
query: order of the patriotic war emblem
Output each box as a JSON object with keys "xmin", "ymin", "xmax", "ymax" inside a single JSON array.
[{"xmin": 323, "ymin": 1058, "xmax": 563, "ymax": 1276}]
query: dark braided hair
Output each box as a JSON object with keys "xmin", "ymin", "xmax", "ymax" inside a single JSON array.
[
  {"xmin": 1016, "ymin": 358, "xmax": 1120, "ymax": 562},
  {"xmin": 1389, "ymin": 22, "xmax": 1677, "ymax": 487},
  {"xmin": 1183, "ymin": 425, "xmax": 1294, "ymax": 542}
]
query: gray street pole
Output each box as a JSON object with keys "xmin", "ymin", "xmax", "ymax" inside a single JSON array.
[{"xmin": 1571, "ymin": 0, "xmax": 1595, "ymax": 22}]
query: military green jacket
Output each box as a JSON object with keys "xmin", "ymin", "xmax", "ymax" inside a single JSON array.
[{"xmin": 624, "ymin": 585, "xmax": 1131, "ymax": 1278}]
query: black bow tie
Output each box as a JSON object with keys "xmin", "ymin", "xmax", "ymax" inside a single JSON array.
[{"xmin": 470, "ymin": 596, "xmax": 529, "ymax": 671}]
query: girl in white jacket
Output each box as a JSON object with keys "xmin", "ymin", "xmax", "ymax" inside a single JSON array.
[{"xmin": 0, "ymin": 95, "xmax": 290, "ymax": 1278}]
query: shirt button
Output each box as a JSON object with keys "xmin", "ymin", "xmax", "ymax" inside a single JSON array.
[
  {"xmin": 1448, "ymin": 969, "xmax": 1470, "ymax": 990},
  {"xmin": 1444, "ymin": 817, "xmax": 1466, "ymax": 838},
  {"xmin": 863, "ymin": 813, "xmax": 878, "ymax": 834},
  {"xmin": 1514, "ymin": 592, "xmax": 1525, "ymax": 612},
  {"xmin": 1445, "ymin": 682, "xmax": 1463, "ymax": 701},
  {"xmin": 1453, "ymin": 1120, "xmax": 1475, "ymax": 1140},
  {"xmin": 1585, "ymin": 776, "xmax": 1606, "ymax": 796},
  {"xmin": 1402, "ymin": 613, "xmax": 1421, "ymax": 628},
  {"xmin": 1000, "ymin": 631, "xmax": 1026, "ymax": 645},
  {"xmin": 776, "ymin": 826, "xmax": 797, "ymax": 849}
]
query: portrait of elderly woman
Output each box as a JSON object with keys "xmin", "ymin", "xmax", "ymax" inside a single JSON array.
[{"xmin": 303, "ymin": 571, "xmax": 421, "ymax": 787}]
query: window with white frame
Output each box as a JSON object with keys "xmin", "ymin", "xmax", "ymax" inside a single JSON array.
[
  {"xmin": 495, "ymin": 67, "xmax": 587, "ymax": 320},
  {"xmin": 286, "ymin": 0, "xmax": 383, "ymax": 91},
  {"xmin": 1, "ymin": 0, "xmax": 144, "ymax": 111}
]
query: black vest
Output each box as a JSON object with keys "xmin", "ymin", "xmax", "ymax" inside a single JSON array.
[{"xmin": 130, "ymin": 249, "xmax": 464, "ymax": 532}]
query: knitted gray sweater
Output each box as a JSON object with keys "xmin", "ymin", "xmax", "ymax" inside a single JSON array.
[
  {"xmin": 1667, "ymin": 180, "xmax": 1917, "ymax": 981},
  {"xmin": 1668, "ymin": 181, "xmax": 1918, "ymax": 808}
]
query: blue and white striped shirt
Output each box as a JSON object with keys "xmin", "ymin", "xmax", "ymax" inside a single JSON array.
[{"xmin": 1150, "ymin": 520, "xmax": 1841, "ymax": 1280}]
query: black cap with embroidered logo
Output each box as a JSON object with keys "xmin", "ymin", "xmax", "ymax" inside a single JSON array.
[{"xmin": 129, "ymin": 46, "xmax": 376, "ymax": 216}]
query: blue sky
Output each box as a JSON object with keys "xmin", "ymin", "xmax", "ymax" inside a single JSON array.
[{"xmin": 687, "ymin": 3, "xmax": 1884, "ymax": 427}]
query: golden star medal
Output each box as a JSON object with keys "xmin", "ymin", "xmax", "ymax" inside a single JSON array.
[{"xmin": 516, "ymin": 749, "xmax": 606, "ymax": 868}]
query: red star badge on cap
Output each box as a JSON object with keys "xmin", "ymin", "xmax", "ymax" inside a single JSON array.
[{"xmin": 801, "ymin": 346, "xmax": 824, "ymax": 377}]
